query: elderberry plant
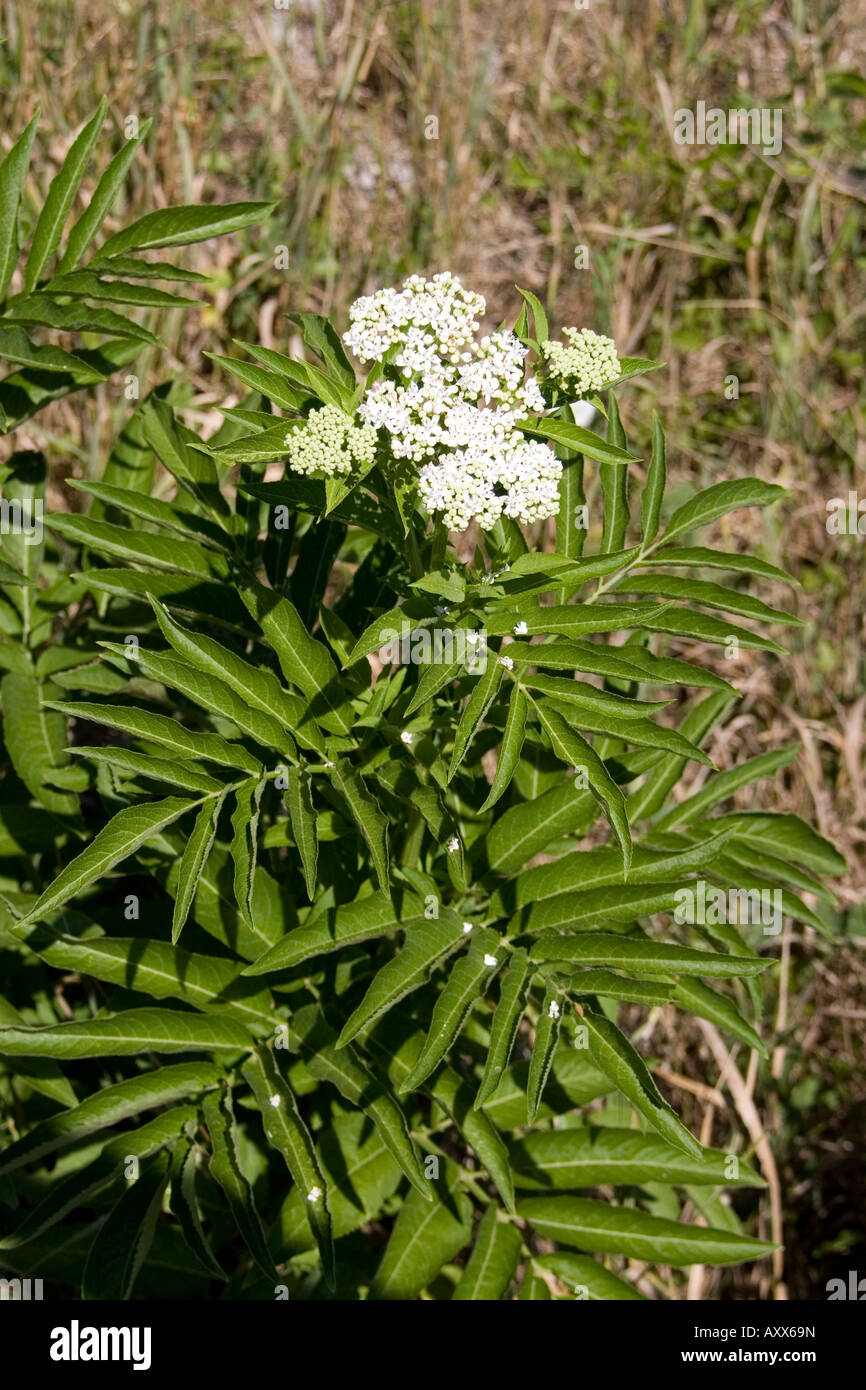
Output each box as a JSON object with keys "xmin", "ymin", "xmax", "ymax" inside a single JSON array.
[{"xmin": 0, "ymin": 218, "xmax": 845, "ymax": 1296}]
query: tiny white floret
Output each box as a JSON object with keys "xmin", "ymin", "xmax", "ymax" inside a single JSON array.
[
  {"xmin": 269, "ymin": 1093, "xmax": 281, "ymax": 1108},
  {"xmin": 400, "ymin": 730, "xmax": 414, "ymax": 744},
  {"xmin": 483, "ymin": 953, "xmax": 498, "ymax": 967},
  {"xmin": 499, "ymin": 655, "xmax": 515, "ymax": 670},
  {"xmin": 445, "ymin": 836, "xmax": 459, "ymax": 853},
  {"xmin": 462, "ymin": 921, "xmax": 473, "ymax": 933},
  {"xmin": 513, "ymin": 620, "xmax": 528, "ymax": 636},
  {"xmin": 548, "ymin": 1000, "xmax": 561, "ymax": 1020},
  {"xmin": 307, "ymin": 1186, "xmax": 323, "ymax": 1204}
]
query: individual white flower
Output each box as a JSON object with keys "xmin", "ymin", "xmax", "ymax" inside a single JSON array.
[
  {"xmin": 548, "ymin": 1000, "xmax": 561, "ymax": 1020},
  {"xmin": 499, "ymin": 655, "xmax": 515, "ymax": 670},
  {"xmin": 400, "ymin": 730, "xmax": 414, "ymax": 744},
  {"xmin": 269, "ymin": 1093, "xmax": 281, "ymax": 1108},
  {"xmin": 445, "ymin": 836, "xmax": 459, "ymax": 852},
  {"xmin": 286, "ymin": 404, "xmax": 377, "ymax": 478},
  {"xmin": 540, "ymin": 327, "xmax": 621, "ymax": 398},
  {"xmin": 462, "ymin": 921, "xmax": 473, "ymax": 933},
  {"xmin": 483, "ymin": 953, "xmax": 498, "ymax": 967},
  {"xmin": 307, "ymin": 1186, "xmax": 323, "ymax": 1204},
  {"xmin": 513, "ymin": 620, "xmax": 528, "ymax": 635}
]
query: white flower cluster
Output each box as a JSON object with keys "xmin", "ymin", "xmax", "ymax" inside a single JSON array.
[
  {"xmin": 343, "ymin": 273, "xmax": 559, "ymax": 530},
  {"xmin": 540, "ymin": 327, "xmax": 621, "ymax": 397},
  {"xmin": 285, "ymin": 404, "xmax": 377, "ymax": 478}
]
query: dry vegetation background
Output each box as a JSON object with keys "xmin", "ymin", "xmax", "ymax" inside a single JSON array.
[{"xmin": 1, "ymin": 0, "xmax": 864, "ymax": 1297}]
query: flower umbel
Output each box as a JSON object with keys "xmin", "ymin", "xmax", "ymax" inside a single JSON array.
[
  {"xmin": 285, "ymin": 404, "xmax": 377, "ymax": 478},
  {"xmin": 540, "ymin": 327, "xmax": 621, "ymax": 398}
]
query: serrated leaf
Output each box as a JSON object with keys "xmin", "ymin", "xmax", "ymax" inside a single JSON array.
[
  {"xmin": 600, "ymin": 395, "xmax": 630, "ymax": 553},
  {"xmin": 451, "ymin": 1202, "xmax": 522, "ymax": 1300},
  {"xmin": 202, "ymin": 1086, "xmax": 276, "ymax": 1281},
  {"xmin": 46, "ymin": 699, "xmax": 262, "ymax": 773},
  {"xmin": 640, "ymin": 411, "xmax": 666, "ymax": 544},
  {"xmin": 368, "ymin": 1160, "xmax": 473, "ymax": 1300},
  {"xmin": 401, "ymin": 928, "xmax": 503, "ymax": 1091},
  {"xmin": 0, "ymin": 1006, "xmax": 253, "ymax": 1058},
  {"xmin": 581, "ymin": 1008, "xmax": 703, "ymax": 1158},
  {"xmin": 480, "ymin": 684, "xmax": 527, "ymax": 811},
  {"xmin": 526, "ymin": 983, "xmax": 562, "ymax": 1122},
  {"xmin": 242, "ymin": 1047, "xmax": 334, "ymax": 1289},
  {"xmin": 637, "ymin": 545, "xmax": 796, "ymax": 585},
  {"xmin": 520, "ymin": 1195, "xmax": 775, "ymax": 1266},
  {"xmin": 81, "ymin": 1148, "xmax": 170, "ymax": 1299},
  {"xmin": 24, "ymin": 101, "xmax": 106, "ymax": 291},
  {"xmin": 661, "ymin": 479, "xmax": 787, "ymax": 544},
  {"xmin": 518, "ymin": 417, "xmax": 640, "ymax": 467},
  {"xmin": 230, "ymin": 777, "xmax": 264, "ymax": 925},
  {"xmin": 621, "ymin": 572, "xmax": 802, "ymax": 625},
  {"xmin": 336, "ymin": 915, "xmax": 467, "ymax": 1048},
  {"xmin": 0, "ymin": 672, "xmax": 78, "ymax": 815},
  {"xmin": 56, "ymin": 119, "xmax": 152, "ymax": 269},
  {"xmin": 172, "ymin": 792, "xmax": 226, "ymax": 944},
  {"xmin": 327, "ymin": 760, "xmax": 390, "ymax": 892},
  {"xmin": 0, "ymin": 1061, "xmax": 221, "ymax": 1178},
  {"xmin": 511, "ymin": 1126, "xmax": 765, "ymax": 1190},
  {"xmin": 448, "ymin": 656, "xmax": 504, "ymax": 779},
  {"xmin": 532, "ymin": 700, "xmax": 632, "ymax": 872},
  {"xmin": 539, "ymin": 1252, "xmax": 645, "ymax": 1299},
  {"xmin": 285, "ymin": 766, "xmax": 318, "ymax": 899},
  {"xmin": 475, "ymin": 947, "xmax": 530, "ymax": 1109},
  {"xmin": 0, "ymin": 111, "xmax": 39, "ymax": 298},
  {"xmin": 242, "ymin": 581, "xmax": 353, "ymax": 735},
  {"xmin": 16, "ymin": 796, "xmax": 197, "ymax": 926},
  {"xmin": 168, "ymin": 1136, "xmax": 225, "ymax": 1278},
  {"xmin": 93, "ymin": 201, "xmax": 276, "ymax": 260},
  {"xmin": 531, "ymin": 932, "xmax": 768, "ymax": 978}
]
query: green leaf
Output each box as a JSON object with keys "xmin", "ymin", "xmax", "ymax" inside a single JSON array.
[
  {"xmin": 57, "ymin": 120, "xmax": 152, "ymax": 271},
  {"xmin": 0, "ymin": 1060, "xmax": 221, "ymax": 1178},
  {"xmin": 46, "ymin": 699, "xmax": 262, "ymax": 773},
  {"xmin": 520, "ymin": 1195, "xmax": 775, "ymax": 1266},
  {"xmin": 242, "ymin": 581, "xmax": 353, "ymax": 735},
  {"xmin": 70, "ymin": 744, "xmax": 223, "ymax": 794},
  {"xmin": 531, "ymin": 932, "xmax": 769, "ymax": 978},
  {"xmin": 336, "ymin": 916, "xmax": 467, "ymax": 1048},
  {"xmin": 81, "ymin": 1149, "xmax": 171, "ymax": 1300},
  {"xmin": 48, "ymin": 512, "xmax": 225, "ymax": 576},
  {"xmin": 451, "ymin": 1202, "xmax": 522, "ymax": 1300},
  {"xmin": 480, "ymin": 684, "xmax": 527, "ymax": 811},
  {"xmin": 638, "ymin": 545, "xmax": 796, "ymax": 585},
  {"xmin": 285, "ymin": 766, "xmax": 318, "ymax": 899},
  {"xmin": 538, "ymin": 1252, "xmax": 645, "ymax": 1299},
  {"xmin": 532, "ymin": 700, "xmax": 632, "ymax": 872},
  {"xmin": 93, "ymin": 201, "xmax": 276, "ymax": 260},
  {"xmin": 287, "ymin": 311, "xmax": 358, "ymax": 394},
  {"xmin": 448, "ymin": 656, "xmax": 504, "ymax": 779},
  {"xmin": 511, "ymin": 1126, "xmax": 765, "ymax": 1190},
  {"xmin": 202, "ymin": 1086, "xmax": 277, "ymax": 1281},
  {"xmin": 243, "ymin": 889, "xmax": 433, "ymax": 975},
  {"xmin": 654, "ymin": 747, "xmax": 799, "ymax": 829},
  {"xmin": 475, "ymin": 948, "xmax": 530, "ymax": 1109},
  {"xmin": 640, "ymin": 411, "xmax": 666, "ymax": 544},
  {"xmin": 327, "ymin": 760, "xmax": 390, "ymax": 893},
  {"xmin": 0, "ymin": 1007, "xmax": 253, "ymax": 1059},
  {"xmin": 16, "ymin": 796, "xmax": 197, "ymax": 926},
  {"xmin": 0, "ymin": 672, "xmax": 78, "ymax": 815},
  {"xmin": 600, "ymin": 395, "xmax": 630, "ymax": 553},
  {"xmin": 518, "ymin": 417, "xmax": 640, "ymax": 467},
  {"xmin": 289, "ymin": 1004, "xmax": 430, "ymax": 1200},
  {"xmin": 0, "ymin": 111, "xmax": 39, "ymax": 298},
  {"xmin": 368, "ymin": 1160, "xmax": 473, "ymax": 1300},
  {"xmin": 230, "ymin": 777, "xmax": 264, "ymax": 925},
  {"xmin": 0, "ymin": 1108, "xmax": 195, "ymax": 1252},
  {"xmin": 168, "ymin": 1136, "xmax": 225, "ymax": 1278},
  {"xmin": 172, "ymin": 793, "xmax": 225, "ymax": 944},
  {"xmin": 661, "ymin": 479, "xmax": 787, "ymax": 544},
  {"xmin": 6, "ymin": 293, "xmax": 160, "ymax": 344},
  {"xmin": 515, "ymin": 285, "xmax": 548, "ymax": 342},
  {"xmin": 581, "ymin": 1008, "xmax": 703, "ymax": 1158},
  {"xmin": 526, "ymin": 983, "xmax": 562, "ymax": 1122},
  {"xmin": 505, "ymin": 636, "xmax": 734, "ymax": 694},
  {"xmin": 24, "ymin": 101, "xmax": 106, "ymax": 291},
  {"xmin": 401, "ymin": 928, "xmax": 503, "ymax": 1090},
  {"xmin": 242, "ymin": 1047, "xmax": 334, "ymax": 1290},
  {"xmin": 518, "ymin": 671, "xmax": 668, "ymax": 719},
  {"xmin": 514, "ymin": 827, "xmax": 738, "ymax": 905},
  {"xmin": 699, "ymin": 812, "xmax": 846, "ymax": 878},
  {"xmin": 621, "ymin": 572, "xmax": 802, "ymax": 626}
]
